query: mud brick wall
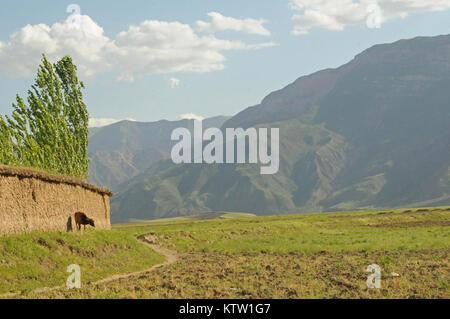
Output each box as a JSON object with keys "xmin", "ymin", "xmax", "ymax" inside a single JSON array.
[{"xmin": 0, "ymin": 165, "xmax": 112, "ymax": 235}]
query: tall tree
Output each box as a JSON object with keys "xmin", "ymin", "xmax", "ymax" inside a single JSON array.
[
  {"xmin": 0, "ymin": 54, "xmax": 90, "ymax": 179},
  {"xmin": 0, "ymin": 115, "xmax": 17, "ymax": 166}
]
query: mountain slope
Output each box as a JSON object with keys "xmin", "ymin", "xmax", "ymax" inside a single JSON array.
[
  {"xmin": 111, "ymin": 35, "xmax": 450, "ymax": 222},
  {"xmin": 88, "ymin": 116, "xmax": 231, "ymax": 190}
]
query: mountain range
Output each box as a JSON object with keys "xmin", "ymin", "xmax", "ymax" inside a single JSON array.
[
  {"xmin": 88, "ymin": 34, "xmax": 450, "ymax": 223},
  {"xmin": 88, "ymin": 116, "xmax": 230, "ymax": 190}
]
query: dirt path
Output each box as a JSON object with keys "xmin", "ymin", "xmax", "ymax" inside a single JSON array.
[
  {"xmin": 0, "ymin": 235, "xmax": 181, "ymax": 298},
  {"xmin": 93, "ymin": 235, "xmax": 181, "ymax": 286}
]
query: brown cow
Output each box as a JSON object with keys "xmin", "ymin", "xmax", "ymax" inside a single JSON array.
[{"xmin": 74, "ymin": 212, "xmax": 95, "ymax": 231}]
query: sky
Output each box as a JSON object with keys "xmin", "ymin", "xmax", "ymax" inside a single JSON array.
[{"xmin": 0, "ymin": 0, "xmax": 449, "ymax": 127}]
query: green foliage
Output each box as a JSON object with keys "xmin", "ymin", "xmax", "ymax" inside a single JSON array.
[
  {"xmin": 0, "ymin": 54, "xmax": 90, "ymax": 178},
  {"xmin": 0, "ymin": 115, "xmax": 18, "ymax": 166}
]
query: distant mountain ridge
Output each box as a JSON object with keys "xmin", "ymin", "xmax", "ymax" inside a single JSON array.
[
  {"xmin": 89, "ymin": 35, "xmax": 450, "ymax": 223},
  {"xmin": 87, "ymin": 116, "xmax": 231, "ymax": 190},
  {"xmin": 223, "ymin": 34, "xmax": 450, "ymax": 129}
]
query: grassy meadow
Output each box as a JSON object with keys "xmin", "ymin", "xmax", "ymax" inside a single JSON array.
[
  {"xmin": 0, "ymin": 229, "xmax": 164, "ymax": 296},
  {"xmin": 1, "ymin": 207, "xmax": 449, "ymax": 298}
]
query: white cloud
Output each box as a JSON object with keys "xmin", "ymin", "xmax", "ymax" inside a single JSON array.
[
  {"xmin": 169, "ymin": 77, "xmax": 180, "ymax": 88},
  {"xmin": 111, "ymin": 20, "xmax": 276, "ymax": 78},
  {"xmin": 196, "ymin": 12, "xmax": 271, "ymax": 36},
  {"xmin": 0, "ymin": 15, "xmax": 276, "ymax": 80},
  {"xmin": 0, "ymin": 15, "xmax": 112, "ymax": 77},
  {"xmin": 89, "ymin": 117, "xmax": 136, "ymax": 128},
  {"xmin": 116, "ymin": 73, "xmax": 135, "ymax": 83},
  {"xmin": 246, "ymin": 41, "xmax": 279, "ymax": 50},
  {"xmin": 289, "ymin": 0, "xmax": 450, "ymax": 35},
  {"xmin": 176, "ymin": 113, "xmax": 205, "ymax": 121}
]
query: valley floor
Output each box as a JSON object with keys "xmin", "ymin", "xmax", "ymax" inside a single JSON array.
[{"xmin": 2, "ymin": 208, "xmax": 450, "ymax": 299}]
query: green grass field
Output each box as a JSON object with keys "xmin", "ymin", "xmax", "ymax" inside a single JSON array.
[
  {"xmin": 1, "ymin": 207, "xmax": 449, "ymax": 299},
  {"xmin": 0, "ymin": 229, "xmax": 164, "ymax": 296}
]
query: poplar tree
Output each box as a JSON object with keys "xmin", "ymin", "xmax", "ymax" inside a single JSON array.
[{"xmin": 0, "ymin": 54, "xmax": 90, "ymax": 179}]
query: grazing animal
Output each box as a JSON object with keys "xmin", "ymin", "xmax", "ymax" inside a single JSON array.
[{"xmin": 74, "ymin": 212, "xmax": 95, "ymax": 231}]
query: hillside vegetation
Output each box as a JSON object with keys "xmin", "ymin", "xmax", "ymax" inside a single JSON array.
[{"xmin": 8, "ymin": 207, "xmax": 449, "ymax": 299}]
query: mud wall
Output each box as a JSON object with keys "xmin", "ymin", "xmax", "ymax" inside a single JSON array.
[{"xmin": 0, "ymin": 165, "xmax": 113, "ymax": 235}]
